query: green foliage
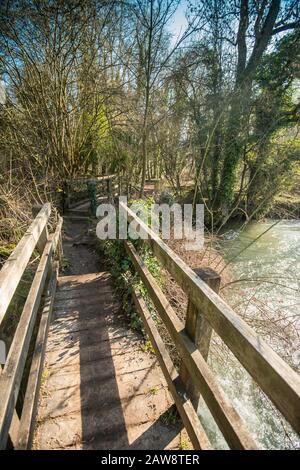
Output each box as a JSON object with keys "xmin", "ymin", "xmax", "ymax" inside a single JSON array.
[
  {"xmin": 256, "ymin": 32, "xmax": 300, "ymax": 94},
  {"xmin": 97, "ymin": 198, "xmax": 163, "ymax": 338},
  {"xmin": 158, "ymin": 190, "xmax": 176, "ymax": 206},
  {"xmin": 143, "ymin": 340, "xmax": 155, "ymax": 354},
  {"xmin": 60, "ymin": 256, "xmax": 71, "ymax": 272},
  {"xmin": 0, "ymin": 243, "xmax": 16, "ymax": 265},
  {"xmin": 110, "ymin": 149, "xmax": 133, "ymax": 174},
  {"xmin": 178, "ymin": 437, "xmax": 190, "ymax": 450},
  {"xmin": 80, "ymin": 105, "xmax": 111, "ymax": 172},
  {"xmin": 245, "ymin": 33, "xmax": 300, "ymax": 218},
  {"xmin": 161, "ymin": 406, "xmax": 180, "ymax": 426}
]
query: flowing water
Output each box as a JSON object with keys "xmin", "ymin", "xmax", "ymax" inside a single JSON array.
[{"xmin": 198, "ymin": 220, "xmax": 300, "ymax": 449}]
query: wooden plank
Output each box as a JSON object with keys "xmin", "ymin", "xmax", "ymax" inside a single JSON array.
[
  {"xmin": 0, "ymin": 366, "xmax": 20, "ymax": 448},
  {"xmin": 32, "ymin": 205, "xmax": 49, "ymax": 255},
  {"xmin": 68, "ymin": 174, "xmax": 116, "ymax": 184},
  {"xmin": 186, "ymin": 268, "xmax": 221, "ymax": 361},
  {"xmin": 57, "ymin": 218, "xmax": 63, "ymax": 264},
  {"xmin": 107, "ymin": 178, "xmax": 113, "ymax": 203},
  {"xmin": 0, "ymin": 203, "xmax": 51, "ymax": 325},
  {"xmin": 125, "ymin": 241, "xmax": 257, "ymax": 450},
  {"xmin": 69, "ymin": 195, "xmax": 107, "ymax": 210},
  {"xmin": 121, "ymin": 202, "xmax": 300, "ymax": 434},
  {"xmin": 52, "ymin": 217, "xmax": 63, "ymax": 254},
  {"xmin": 0, "ymin": 236, "xmax": 55, "ymax": 449},
  {"xmin": 132, "ymin": 289, "xmax": 213, "ymax": 450},
  {"xmin": 69, "ymin": 197, "xmax": 91, "ymax": 210},
  {"xmin": 180, "ymin": 268, "xmax": 221, "ymax": 408},
  {"xmin": 16, "ymin": 264, "xmax": 58, "ymax": 450}
]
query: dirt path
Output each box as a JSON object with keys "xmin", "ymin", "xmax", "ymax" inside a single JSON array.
[{"xmin": 34, "ymin": 218, "xmax": 189, "ymax": 450}]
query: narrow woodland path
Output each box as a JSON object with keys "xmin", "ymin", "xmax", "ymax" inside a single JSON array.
[{"xmin": 34, "ymin": 217, "xmax": 187, "ymax": 450}]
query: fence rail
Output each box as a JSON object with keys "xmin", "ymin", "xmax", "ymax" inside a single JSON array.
[
  {"xmin": 63, "ymin": 174, "xmax": 118, "ymax": 212},
  {"xmin": 0, "ymin": 204, "xmax": 62, "ymax": 449},
  {"xmin": 120, "ymin": 201, "xmax": 300, "ymax": 449}
]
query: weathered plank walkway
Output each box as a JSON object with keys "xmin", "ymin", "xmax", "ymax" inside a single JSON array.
[{"xmin": 34, "ymin": 218, "xmax": 187, "ymax": 450}]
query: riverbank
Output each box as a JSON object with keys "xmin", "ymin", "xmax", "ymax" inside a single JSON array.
[
  {"xmin": 267, "ymin": 193, "xmax": 300, "ymax": 219},
  {"xmin": 161, "ymin": 221, "xmax": 299, "ymax": 450}
]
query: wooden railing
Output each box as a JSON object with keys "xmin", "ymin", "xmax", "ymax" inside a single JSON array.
[
  {"xmin": 1, "ymin": 199, "xmax": 298, "ymax": 450},
  {"xmin": 0, "ymin": 204, "xmax": 62, "ymax": 449},
  {"xmin": 63, "ymin": 174, "xmax": 118, "ymax": 212},
  {"xmin": 120, "ymin": 201, "xmax": 300, "ymax": 450}
]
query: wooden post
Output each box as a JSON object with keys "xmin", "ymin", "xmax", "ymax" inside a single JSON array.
[
  {"xmin": 180, "ymin": 267, "xmax": 221, "ymax": 409},
  {"xmin": 87, "ymin": 180, "xmax": 97, "ymax": 217},
  {"xmin": 32, "ymin": 205, "xmax": 49, "ymax": 255},
  {"xmin": 107, "ymin": 177, "xmax": 113, "ymax": 203},
  {"xmin": 55, "ymin": 216, "xmax": 63, "ymax": 264},
  {"xmin": 58, "ymin": 231, "xmax": 63, "ymax": 264},
  {"xmin": 0, "ymin": 366, "xmax": 20, "ymax": 449},
  {"xmin": 118, "ymin": 174, "xmax": 122, "ymax": 196},
  {"xmin": 62, "ymin": 181, "xmax": 70, "ymax": 213}
]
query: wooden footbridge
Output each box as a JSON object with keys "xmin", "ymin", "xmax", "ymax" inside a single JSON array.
[{"xmin": 0, "ymin": 177, "xmax": 299, "ymax": 450}]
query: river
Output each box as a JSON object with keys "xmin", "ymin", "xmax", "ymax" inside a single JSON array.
[{"xmin": 198, "ymin": 220, "xmax": 300, "ymax": 449}]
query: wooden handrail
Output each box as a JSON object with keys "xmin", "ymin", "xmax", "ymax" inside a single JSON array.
[
  {"xmin": 125, "ymin": 241, "xmax": 257, "ymax": 450},
  {"xmin": 120, "ymin": 201, "xmax": 300, "ymax": 438},
  {"xmin": 63, "ymin": 174, "xmax": 117, "ymax": 213},
  {"xmin": 0, "ymin": 205, "xmax": 62, "ymax": 449},
  {"xmin": 67, "ymin": 174, "xmax": 116, "ymax": 184},
  {"xmin": 16, "ymin": 263, "xmax": 58, "ymax": 450},
  {"xmin": 132, "ymin": 289, "xmax": 213, "ymax": 450},
  {"xmin": 0, "ymin": 203, "xmax": 51, "ymax": 325}
]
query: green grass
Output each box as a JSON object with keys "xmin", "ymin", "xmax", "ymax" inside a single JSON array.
[
  {"xmin": 161, "ymin": 406, "xmax": 180, "ymax": 426},
  {"xmin": 0, "ymin": 243, "xmax": 16, "ymax": 265}
]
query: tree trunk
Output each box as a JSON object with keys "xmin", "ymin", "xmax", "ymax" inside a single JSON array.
[{"xmin": 140, "ymin": 125, "xmax": 147, "ymax": 198}]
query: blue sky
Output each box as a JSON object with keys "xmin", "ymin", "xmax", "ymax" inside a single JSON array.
[{"xmin": 167, "ymin": 0, "xmax": 188, "ymax": 41}]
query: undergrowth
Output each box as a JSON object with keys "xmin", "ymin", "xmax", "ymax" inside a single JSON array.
[{"xmin": 96, "ymin": 198, "xmax": 163, "ymax": 341}]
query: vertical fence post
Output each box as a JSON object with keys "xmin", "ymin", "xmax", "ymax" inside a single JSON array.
[
  {"xmin": 87, "ymin": 180, "xmax": 97, "ymax": 217},
  {"xmin": 179, "ymin": 267, "xmax": 221, "ymax": 409},
  {"xmin": 107, "ymin": 177, "xmax": 113, "ymax": 203},
  {"xmin": 57, "ymin": 217, "xmax": 63, "ymax": 264},
  {"xmin": 62, "ymin": 181, "xmax": 71, "ymax": 214}
]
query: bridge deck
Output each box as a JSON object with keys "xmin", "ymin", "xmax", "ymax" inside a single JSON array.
[{"xmin": 34, "ymin": 220, "xmax": 187, "ymax": 450}]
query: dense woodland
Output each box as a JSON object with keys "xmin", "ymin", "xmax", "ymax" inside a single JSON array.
[
  {"xmin": 0, "ymin": 0, "xmax": 299, "ymax": 238},
  {"xmin": 0, "ymin": 1, "xmax": 300, "ymax": 451}
]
